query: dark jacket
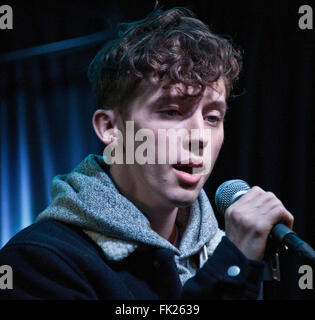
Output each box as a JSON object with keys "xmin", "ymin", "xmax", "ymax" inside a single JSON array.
[{"xmin": 0, "ymin": 219, "xmax": 265, "ymax": 300}]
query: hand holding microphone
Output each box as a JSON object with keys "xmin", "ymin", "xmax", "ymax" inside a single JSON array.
[{"xmin": 215, "ymin": 180, "xmax": 315, "ymax": 263}]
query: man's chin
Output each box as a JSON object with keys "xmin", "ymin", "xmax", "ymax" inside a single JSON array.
[{"xmin": 167, "ymin": 189, "xmax": 201, "ymax": 208}]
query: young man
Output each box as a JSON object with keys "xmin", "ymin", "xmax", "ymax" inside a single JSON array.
[{"xmin": 0, "ymin": 7, "xmax": 293, "ymax": 299}]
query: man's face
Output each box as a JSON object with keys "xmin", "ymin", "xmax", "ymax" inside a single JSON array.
[{"xmin": 114, "ymin": 76, "xmax": 226, "ymax": 210}]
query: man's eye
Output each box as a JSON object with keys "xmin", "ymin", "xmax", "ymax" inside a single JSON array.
[
  {"xmin": 161, "ymin": 110, "xmax": 180, "ymax": 117},
  {"xmin": 205, "ymin": 116, "xmax": 219, "ymax": 124}
]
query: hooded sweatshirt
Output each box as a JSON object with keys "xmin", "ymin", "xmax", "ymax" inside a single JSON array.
[{"xmin": 36, "ymin": 154, "xmax": 225, "ymax": 285}]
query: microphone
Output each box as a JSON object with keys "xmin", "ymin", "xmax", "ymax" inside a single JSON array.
[{"xmin": 215, "ymin": 179, "xmax": 315, "ymax": 263}]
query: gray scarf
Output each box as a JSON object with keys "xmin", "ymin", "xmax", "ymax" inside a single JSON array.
[{"xmin": 36, "ymin": 154, "xmax": 224, "ymax": 284}]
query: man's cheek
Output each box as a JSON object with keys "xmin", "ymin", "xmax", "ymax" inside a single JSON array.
[
  {"xmin": 195, "ymin": 135, "xmax": 223, "ymax": 175},
  {"xmin": 212, "ymin": 135, "xmax": 224, "ymax": 164}
]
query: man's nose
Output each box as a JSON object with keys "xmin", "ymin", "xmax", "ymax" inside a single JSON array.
[{"xmin": 183, "ymin": 113, "xmax": 209, "ymax": 152}]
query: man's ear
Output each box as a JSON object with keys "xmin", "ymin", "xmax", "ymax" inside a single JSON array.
[{"xmin": 92, "ymin": 109, "xmax": 118, "ymax": 145}]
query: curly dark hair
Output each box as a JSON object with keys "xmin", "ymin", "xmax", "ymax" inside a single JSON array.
[{"xmin": 88, "ymin": 7, "xmax": 242, "ymax": 116}]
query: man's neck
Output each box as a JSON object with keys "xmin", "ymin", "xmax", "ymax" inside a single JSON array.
[
  {"xmin": 109, "ymin": 164, "xmax": 179, "ymax": 244},
  {"xmin": 148, "ymin": 206, "xmax": 178, "ymax": 244}
]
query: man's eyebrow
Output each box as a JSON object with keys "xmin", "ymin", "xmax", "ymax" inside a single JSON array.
[
  {"xmin": 205, "ymin": 101, "xmax": 228, "ymax": 113},
  {"xmin": 151, "ymin": 96, "xmax": 182, "ymax": 109},
  {"xmin": 153, "ymin": 95, "xmax": 228, "ymax": 114},
  {"xmin": 154, "ymin": 95, "xmax": 181, "ymax": 105}
]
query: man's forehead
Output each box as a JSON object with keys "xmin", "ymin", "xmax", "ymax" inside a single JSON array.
[
  {"xmin": 156, "ymin": 79, "xmax": 227, "ymax": 107},
  {"xmin": 134, "ymin": 75, "xmax": 227, "ymax": 111},
  {"xmin": 167, "ymin": 79, "xmax": 226, "ymax": 97}
]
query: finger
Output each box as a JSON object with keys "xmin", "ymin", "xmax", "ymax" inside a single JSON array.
[
  {"xmin": 248, "ymin": 190, "xmax": 279, "ymax": 210},
  {"xmin": 268, "ymin": 206, "xmax": 294, "ymax": 229},
  {"xmin": 229, "ymin": 189, "xmax": 277, "ymax": 217},
  {"xmin": 227, "ymin": 185, "xmax": 265, "ymax": 209},
  {"xmin": 280, "ymin": 209, "xmax": 294, "ymax": 229}
]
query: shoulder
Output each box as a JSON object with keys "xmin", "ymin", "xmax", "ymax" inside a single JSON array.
[
  {"xmin": 0, "ymin": 219, "xmax": 104, "ymax": 271},
  {"xmin": 0, "ymin": 220, "xmax": 109, "ymax": 299},
  {"xmin": 3, "ymin": 219, "xmax": 92, "ymax": 249}
]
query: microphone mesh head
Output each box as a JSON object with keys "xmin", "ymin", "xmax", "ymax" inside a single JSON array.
[{"xmin": 215, "ymin": 179, "xmax": 250, "ymax": 215}]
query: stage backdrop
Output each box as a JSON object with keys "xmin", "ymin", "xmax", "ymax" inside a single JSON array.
[{"xmin": 0, "ymin": 0, "xmax": 314, "ymax": 299}]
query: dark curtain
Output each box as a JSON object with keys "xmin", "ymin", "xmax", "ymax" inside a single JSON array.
[{"xmin": 0, "ymin": 0, "xmax": 314, "ymax": 299}]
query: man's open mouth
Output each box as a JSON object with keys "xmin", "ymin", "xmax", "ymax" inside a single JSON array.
[
  {"xmin": 172, "ymin": 161, "xmax": 203, "ymax": 185},
  {"xmin": 172, "ymin": 160, "xmax": 203, "ymax": 175},
  {"xmin": 172, "ymin": 164, "xmax": 193, "ymax": 174}
]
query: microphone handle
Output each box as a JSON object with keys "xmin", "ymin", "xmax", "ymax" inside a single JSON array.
[{"xmin": 272, "ymin": 224, "xmax": 315, "ymax": 263}]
